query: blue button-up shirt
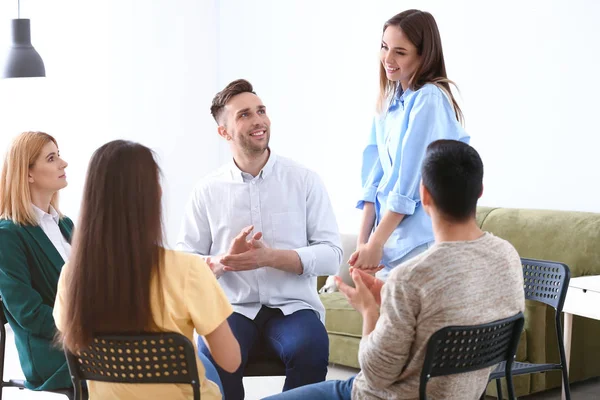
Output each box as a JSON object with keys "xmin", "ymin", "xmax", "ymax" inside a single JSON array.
[
  {"xmin": 358, "ymin": 84, "xmax": 470, "ymax": 267},
  {"xmin": 177, "ymin": 152, "xmax": 342, "ymax": 322}
]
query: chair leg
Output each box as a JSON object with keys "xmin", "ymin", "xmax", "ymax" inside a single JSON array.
[
  {"xmin": 561, "ymin": 366, "xmax": 571, "ymax": 400},
  {"xmin": 495, "ymin": 379, "xmax": 503, "ymax": 400},
  {"xmin": 556, "ymin": 314, "xmax": 571, "ymax": 400},
  {"xmin": 1, "ymin": 325, "xmax": 6, "ymax": 400},
  {"xmin": 73, "ymin": 381, "xmax": 82, "ymax": 400},
  {"xmin": 506, "ymin": 373, "xmax": 516, "ymax": 400}
]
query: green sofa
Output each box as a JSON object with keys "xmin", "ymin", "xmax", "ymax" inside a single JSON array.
[{"xmin": 318, "ymin": 206, "xmax": 600, "ymax": 397}]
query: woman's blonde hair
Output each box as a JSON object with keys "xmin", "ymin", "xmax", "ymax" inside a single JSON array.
[{"xmin": 0, "ymin": 131, "xmax": 62, "ymax": 225}]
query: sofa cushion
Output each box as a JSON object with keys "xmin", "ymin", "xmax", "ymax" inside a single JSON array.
[
  {"xmin": 476, "ymin": 206, "xmax": 497, "ymax": 227},
  {"xmin": 480, "ymin": 208, "xmax": 600, "ymax": 278},
  {"xmin": 516, "ymin": 327, "xmax": 527, "ymax": 362},
  {"xmin": 321, "ymin": 292, "xmax": 363, "ymax": 338},
  {"xmin": 480, "ymin": 207, "xmax": 600, "ymax": 393},
  {"xmin": 328, "ymin": 334, "xmax": 361, "ymax": 369}
]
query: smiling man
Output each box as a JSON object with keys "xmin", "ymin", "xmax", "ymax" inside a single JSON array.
[{"xmin": 177, "ymin": 79, "xmax": 342, "ymax": 400}]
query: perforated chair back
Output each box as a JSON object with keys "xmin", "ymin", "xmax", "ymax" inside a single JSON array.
[
  {"xmin": 420, "ymin": 312, "xmax": 524, "ymax": 400},
  {"xmin": 487, "ymin": 259, "xmax": 572, "ymax": 400},
  {"xmin": 521, "ymin": 258, "xmax": 570, "ymax": 311},
  {"xmin": 64, "ymin": 332, "xmax": 200, "ymax": 400}
]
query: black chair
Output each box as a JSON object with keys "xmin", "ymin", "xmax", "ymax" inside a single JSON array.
[
  {"xmin": 64, "ymin": 332, "xmax": 201, "ymax": 400},
  {"xmin": 490, "ymin": 258, "xmax": 572, "ymax": 400},
  {"xmin": 420, "ymin": 312, "xmax": 525, "ymax": 400},
  {"xmin": 0, "ymin": 296, "xmax": 74, "ymax": 400}
]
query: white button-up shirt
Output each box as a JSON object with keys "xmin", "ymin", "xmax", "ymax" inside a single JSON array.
[
  {"xmin": 177, "ymin": 152, "xmax": 342, "ymax": 322},
  {"xmin": 32, "ymin": 205, "xmax": 71, "ymax": 262}
]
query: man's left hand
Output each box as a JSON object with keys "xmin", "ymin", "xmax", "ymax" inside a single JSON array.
[{"xmin": 221, "ymin": 237, "xmax": 270, "ymax": 272}]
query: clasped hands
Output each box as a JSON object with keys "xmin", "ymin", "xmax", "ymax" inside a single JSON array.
[
  {"xmin": 342, "ymin": 241, "xmax": 385, "ymax": 317},
  {"xmin": 335, "ymin": 267, "xmax": 384, "ymax": 317},
  {"xmin": 348, "ymin": 240, "xmax": 384, "ymax": 274},
  {"xmin": 206, "ymin": 225, "xmax": 269, "ymax": 278}
]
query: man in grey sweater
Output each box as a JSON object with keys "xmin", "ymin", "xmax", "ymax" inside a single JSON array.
[{"xmin": 263, "ymin": 140, "xmax": 525, "ymax": 400}]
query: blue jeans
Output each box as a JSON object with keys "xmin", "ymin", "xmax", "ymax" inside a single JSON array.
[
  {"xmin": 198, "ymin": 306, "xmax": 329, "ymax": 400},
  {"xmin": 198, "ymin": 351, "xmax": 224, "ymax": 398},
  {"xmin": 262, "ymin": 376, "xmax": 355, "ymax": 400}
]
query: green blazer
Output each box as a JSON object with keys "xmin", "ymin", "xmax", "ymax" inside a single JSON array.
[{"xmin": 0, "ymin": 217, "xmax": 74, "ymax": 391}]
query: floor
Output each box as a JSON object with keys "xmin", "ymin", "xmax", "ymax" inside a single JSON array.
[
  {"xmin": 0, "ymin": 327, "xmax": 357, "ymax": 400},
  {"xmin": 2, "ymin": 327, "xmax": 598, "ymax": 399},
  {"xmin": 497, "ymin": 377, "xmax": 600, "ymax": 400}
]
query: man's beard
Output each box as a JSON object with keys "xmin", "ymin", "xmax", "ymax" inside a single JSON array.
[{"xmin": 238, "ymin": 131, "xmax": 269, "ymax": 155}]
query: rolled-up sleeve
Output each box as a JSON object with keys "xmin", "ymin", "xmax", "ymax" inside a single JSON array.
[
  {"xmin": 294, "ymin": 172, "xmax": 342, "ymax": 277},
  {"xmin": 357, "ymin": 118, "xmax": 384, "ymax": 210},
  {"xmin": 387, "ymin": 93, "xmax": 449, "ymax": 216},
  {"xmin": 176, "ymin": 186, "xmax": 212, "ymax": 256}
]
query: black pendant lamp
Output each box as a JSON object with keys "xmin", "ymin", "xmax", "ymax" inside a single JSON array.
[{"xmin": 1, "ymin": 0, "xmax": 45, "ymax": 79}]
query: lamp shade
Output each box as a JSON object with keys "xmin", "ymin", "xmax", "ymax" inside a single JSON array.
[{"xmin": 1, "ymin": 19, "xmax": 45, "ymax": 79}]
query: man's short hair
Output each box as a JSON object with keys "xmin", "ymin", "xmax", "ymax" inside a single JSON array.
[
  {"xmin": 421, "ymin": 139, "xmax": 483, "ymax": 222},
  {"xmin": 210, "ymin": 79, "xmax": 256, "ymax": 124}
]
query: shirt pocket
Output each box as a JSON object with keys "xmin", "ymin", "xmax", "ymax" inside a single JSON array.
[{"xmin": 270, "ymin": 212, "xmax": 306, "ymax": 249}]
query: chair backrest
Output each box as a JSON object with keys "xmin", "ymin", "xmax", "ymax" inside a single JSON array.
[
  {"xmin": 521, "ymin": 258, "xmax": 570, "ymax": 311},
  {"xmin": 64, "ymin": 332, "xmax": 200, "ymax": 400},
  {"xmin": 419, "ymin": 312, "xmax": 524, "ymax": 400}
]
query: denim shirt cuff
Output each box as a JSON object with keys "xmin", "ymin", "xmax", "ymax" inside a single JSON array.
[
  {"xmin": 387, "ymin": 193, "xmax": 417, "ymax": 215},
  {"xmin": 356, "ymin": 187, "xmax": 377, "ymax": 210}
]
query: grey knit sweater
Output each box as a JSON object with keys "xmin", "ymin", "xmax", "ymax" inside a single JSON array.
[{"xmin": 352, "ymin": 233, "xmax": 525, "ymax": 400}]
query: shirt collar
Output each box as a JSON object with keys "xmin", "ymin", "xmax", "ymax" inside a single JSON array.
[
  {"xmin": 32, "ymin": 204, "xmax": 60, "ymax": 224},
  {"xmin": 261, "ymin": 150, "xmax": 276, "ymax": 178},
  {"xmin": 389, "ymin": 86, "xmax": 413, "ymax": 111},
  {"xmin": 229, "ymin": 149, "xmax": 277, "ymax": 182}
]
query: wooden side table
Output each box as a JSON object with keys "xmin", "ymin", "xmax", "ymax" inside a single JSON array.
[{"xmin": 561, "ymin": 275, "xmax": 600, "ymax": 400}]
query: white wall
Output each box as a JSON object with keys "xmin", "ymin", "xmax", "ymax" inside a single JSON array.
[
  {"xmin": 0, "ymin": 0, "xmax": 220, "ymax": 245},
  {"xmin": 217, "ymin": 0, "xmax": 600, "ymax": 233},
  {"xmin": 1, "ymin": 0, "xmax": 599, "ymax": 241}
]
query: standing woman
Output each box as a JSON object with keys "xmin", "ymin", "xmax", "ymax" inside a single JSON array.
[
  {"xmin": 0, "ymin": 131, "xmax": 72, "ymax": 390},
  {"xmin": 350, "ymin": 9, "xmax": 470, "ymax": 278}
]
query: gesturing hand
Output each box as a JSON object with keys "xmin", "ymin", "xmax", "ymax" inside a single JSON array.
[
  {"xmin": 205, "ymin": 256, "xmax": 226, "ymax": 279},
  {"xmin": 335, "ymin": 268, "xmax": 380, "ymax": 316},
  {"xmin": 228, "ymin": 225, "xmax": 262, "ymax": 255},
  {"xmin": 345, "ymin": 267, "xmax": 384, "ymax": 306},
  {"xmin": 221, "ymin": 234, "xmax": 269, "ymax": 272}
]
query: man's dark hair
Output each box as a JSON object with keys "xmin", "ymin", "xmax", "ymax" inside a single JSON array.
[
  {"xmin": 210, "ymin": 79, "xmax": 256, "ymax": 124},
  {"xmin": 421, "ymin": 139, "xmax": 483, "ymax": 222}
]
